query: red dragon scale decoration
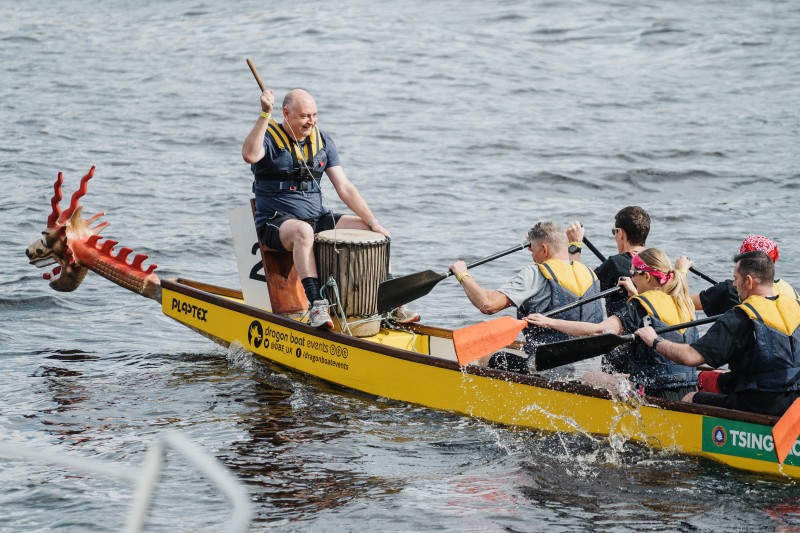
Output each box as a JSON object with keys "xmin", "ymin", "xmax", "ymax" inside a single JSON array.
[{"xmin": 26, "ymin": 167, "xmax": 161, "ymax": 302}]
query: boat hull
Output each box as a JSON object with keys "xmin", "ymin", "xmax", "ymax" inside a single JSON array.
[{"xmin": 162, "ymin": 278, "xmax": 800, "ymax": 479}]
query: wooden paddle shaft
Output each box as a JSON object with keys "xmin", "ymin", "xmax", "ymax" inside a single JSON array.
[{"xmin": 246, "ymin": 58, "xmax": 266, "ymax": 92}]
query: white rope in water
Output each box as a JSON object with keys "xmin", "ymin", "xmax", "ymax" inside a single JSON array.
[{"xmin": 0, "ymin": 431, "xmax": 251, "ymax": 533}]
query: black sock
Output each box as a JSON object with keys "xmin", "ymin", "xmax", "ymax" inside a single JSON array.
[{"xmin": 301, "ymin": 277, "xmax": 322, "ymax": 303}]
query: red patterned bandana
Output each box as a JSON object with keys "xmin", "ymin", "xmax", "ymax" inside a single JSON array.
[
  {"xmin": 631, "ymin": 253, "xmax": 674, "ymax": 285},
  {"xmin": 740, "ymin": 235, "xmax": 779, "ymax": 263}
]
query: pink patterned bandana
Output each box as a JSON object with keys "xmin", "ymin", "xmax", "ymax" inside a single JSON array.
[
  {"xmin": 740, "ymin": 235, "xmax": 779, "ymax": 263},
  {"xmin": 631, "ymin": 253, "xmax": 674, "ymax": 285}
]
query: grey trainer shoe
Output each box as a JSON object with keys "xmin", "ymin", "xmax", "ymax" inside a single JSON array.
[
  {"xmin": 309, "ymin": 299, "xmax": 334, "ymax": 329},
  {"xmin": 389, "ymin": 304, "xmax": 420, "ymax": 324}
]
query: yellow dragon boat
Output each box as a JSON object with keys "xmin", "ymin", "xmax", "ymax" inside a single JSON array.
[{"xmin": 26, "ymin": 167, "xmax": 800, "ymax": 479}]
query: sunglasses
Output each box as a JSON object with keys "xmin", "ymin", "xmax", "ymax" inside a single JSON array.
[
  {"xmin": 629, "ymin": 270, "xmax": 647, "ymax": 276},
  {"xmin": 612, "ymin": 228, "xmax": 621, "ymax": 236}
]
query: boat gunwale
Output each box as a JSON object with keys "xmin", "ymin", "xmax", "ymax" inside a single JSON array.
[{"xmin": 164, "ymin": 277, "xmax": 781, "ymax": 429}]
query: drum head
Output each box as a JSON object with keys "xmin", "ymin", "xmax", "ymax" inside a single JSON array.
[{"xmin": 315, "ymin": 228, "xmax": 387, "ymax": 244}]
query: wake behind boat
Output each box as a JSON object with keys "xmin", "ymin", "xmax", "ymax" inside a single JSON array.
[{"xmin": 26, "ymin": 167, "xmax": 800, "ymax": 479}]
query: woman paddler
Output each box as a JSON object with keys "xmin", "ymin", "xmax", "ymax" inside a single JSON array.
[{"xmin": 526, "ymin": 248, "xmax": 698, "ymax": 400}]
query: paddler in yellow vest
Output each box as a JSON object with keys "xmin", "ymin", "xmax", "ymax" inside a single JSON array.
[
  {"xmin": 636, "ymin": 250, "xmax": 800, "ymax": 416},
  {"xmin": 527, "ymin": 248, "xmax": 699, "ymax": 400},
  {"xmin": 676, "ymin": 235, "xmax": 799, "ymax": 395},
  {"xmin": 677, "ymin": 234, "xmax": 798, "ymax": 316},
  {"xmin": 242, "ymin": 88, "xmax": 419, "ymax": 328},
  {"xmin": 449, "ymin": 221, "xmax": 605, "ymax": 374}
]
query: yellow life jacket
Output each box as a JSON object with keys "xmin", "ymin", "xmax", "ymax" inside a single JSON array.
[
  {"xmin": 774, "ymin": 279, "xmax": 800, "ymax": 300},
  {"xmin": 739, "ymin": 294, "xmax": 800, "ymax": 337},
  {"xmin": 518, "ymin": 259, "xmax": 604, "ymax": 355},
  {"xmin": 735, "ymin": 295, "xmax": 800, "ymax": 392},
  {"xmin": 620, "ymin": 289, "xmax": 698, "ymax": 391},
  {"xmin": 538, "ymin": 258, "xmax": 597, "ymax": 297},
  {"xmin": 631, "ymin": 289, "xmax": 694, "ymax": 330},
  {"xmin": 267, "ymin": 118, "xmax": 323, "ymax": 162}
]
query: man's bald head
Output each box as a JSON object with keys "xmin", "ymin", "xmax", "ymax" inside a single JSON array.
[
  {"xmin": 281, "ymin": 89, "xmax": 319, "ymax": 141},
  {"xmin": 283, "ymin": 89, "xmax": 316, "ymax": 111}
]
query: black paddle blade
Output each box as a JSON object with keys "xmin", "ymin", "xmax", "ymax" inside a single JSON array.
[
  {"xmin": 532, "ymin": 314, "xmax": 721, "ymax": 372},
  {"xmin": 533, "ymin": 333, "xmax": 634, "ymax": 371},
  {"xmin": 377, "ymin": 270, "xmax": 447, "ymax": 314}
]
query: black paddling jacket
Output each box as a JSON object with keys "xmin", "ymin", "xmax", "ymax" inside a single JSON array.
[
  {"xmin": 733, "ymin": 295, "xmax": 800, "ymax": 393},
  {"xmin": 519, "ymin": 259, "xmax": 605, "ymax": 354},
  {"xmin": 613, "ymin": 290, "xmax": 698, "ymax": 392}
]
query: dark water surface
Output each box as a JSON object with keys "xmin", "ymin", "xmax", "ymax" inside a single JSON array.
[{"xmin": 3, "ymin": 0, "xmax": 800, "ymax": 530}]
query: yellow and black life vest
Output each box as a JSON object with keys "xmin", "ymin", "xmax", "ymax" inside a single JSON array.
[
  {"xmin": 254, "ymin": 120, "xmax": 327, "ymax": 183},
  {"xmin": 266, "ymin": 119, "xmax": 323, "ymax": 163},
  {"xmin": 616, "ymin": 290, "xmax": 698, "ymax": 391},
  {"xmin": 631, "ymin": 290, "xmax": 695, "ymax": 330},
  {"xmin": 518, "ymin": 259, "xmax": 604, "ymax": 354},
  {"xmin": 735, "ymin": 295, "xmax": 800, "ymax": 392},
  {"xmin": 775, "ymin": 279, "xmax": 800, "ymax": 300}
]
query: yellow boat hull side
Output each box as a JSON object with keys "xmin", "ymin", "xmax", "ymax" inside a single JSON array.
[{"xmin": 162, "ymin": 285, "xmax": 800, "ymax": 479}]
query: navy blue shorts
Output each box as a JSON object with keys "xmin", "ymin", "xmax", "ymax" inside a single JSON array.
[{"xmin": 257, "ymin": 211, "xmax": 343, "ymax": 252}]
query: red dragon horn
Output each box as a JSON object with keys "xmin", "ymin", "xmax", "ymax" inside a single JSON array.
[
  {"xmin": 46, "ymin": 172, "xmax": 64, "ymax": 228},
  {"xmin": 57, "ymin": 166, "xmax": 96, "ymax": 226}
]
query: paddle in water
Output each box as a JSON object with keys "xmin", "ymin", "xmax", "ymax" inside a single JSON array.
[
  {"xmin": 533, "ymin": 314, "xmax": 721, "ymax": 371},
  {"xmin": 452, "ymin": 286, "xmax": 624, "ymax": 366},
  {"xmin": 377, "ymin": 242, "xmax": 531, "ymax": 314}
]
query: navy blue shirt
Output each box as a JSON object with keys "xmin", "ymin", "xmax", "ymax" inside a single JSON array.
[{"xmin": 251, "ymin": 128, "xmax": 341, "ymax": 227}]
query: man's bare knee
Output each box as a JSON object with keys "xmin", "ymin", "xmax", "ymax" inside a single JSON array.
[{"xmin": 280, "ymin": 220, "xmax": 315, "ymax": 250}]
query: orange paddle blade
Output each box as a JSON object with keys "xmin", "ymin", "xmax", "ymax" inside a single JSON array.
[
  {"xmin": 452, "ymin": 316, "xmax": 527, "ymax": 366},
  {"xmin": 773, "ymin": 398, "xmax": 800, "ymax": 464}
]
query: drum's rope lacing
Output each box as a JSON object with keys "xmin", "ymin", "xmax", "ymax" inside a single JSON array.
[
  {"xmin": 320, "ymin": 276, "xmax": 383, "ymax": 335},
  {"xmin": 320, "ymin": 275, "xmax": 350, "ymax": 334},
  {"xmin": 321, "ymin": 275, "xmax": 395, "ymax": 334},
  {"xmin": 319, "ymin": 276, "xmax": 419, "ymax": 352}
]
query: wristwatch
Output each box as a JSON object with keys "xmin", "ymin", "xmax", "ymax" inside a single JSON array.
[
  {"xmin": 568, "ymin": 243, "xmax": 583, "ymax": 254},
  {"xmin": 652, "ymin": 336, "xmax": 665, "ymax": 351}
]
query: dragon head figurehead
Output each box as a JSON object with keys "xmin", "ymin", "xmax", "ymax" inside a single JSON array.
[{"xmin": 26, "ymin": 167, "xmax": 161, "ymax": 301}]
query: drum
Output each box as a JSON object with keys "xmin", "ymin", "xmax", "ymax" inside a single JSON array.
[{"xmin": 314, "ymin": 229, "xmax": 390, "ymax": 336}]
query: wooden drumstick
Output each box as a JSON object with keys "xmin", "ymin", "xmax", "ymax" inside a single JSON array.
[{"xmin": 246, "ymin": 58, "xmax": 266, "ymax": 92}]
